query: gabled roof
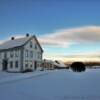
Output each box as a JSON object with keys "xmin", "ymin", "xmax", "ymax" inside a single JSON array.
[
  {"xmin": 0, "ymin": 35, "xmax": 43, "ymax": 52},
  {"xmin": 44, "ymin": 59, "xmax": 54, "ymax": 63}
]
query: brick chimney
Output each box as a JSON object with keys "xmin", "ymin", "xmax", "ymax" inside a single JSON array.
[
  {"xmin": 26, "ymin": 33, "xmax": 29, "ymax": 37},
  {"xmin": 11, "ymin": 37, "xmax": 15, "ymax": 40}
]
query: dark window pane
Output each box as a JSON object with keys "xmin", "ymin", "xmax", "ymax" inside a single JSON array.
[
  {"xmin": 25, "ymin": 64, "xmax": 28, "ymax": 68},
  {"xmin": 30, "ymin": 41, "xmax": 33, "ymax": 48},
  {"xmin": 15, "ymin": 61, "xmax": 18, "ymax": 68}
]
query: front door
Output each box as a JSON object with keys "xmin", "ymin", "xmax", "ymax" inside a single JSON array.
[
  {"xmin": 2, "ymin": 59, "xmax": 8, "ymax": 71},
  {"xmin": 34, "ymin": 61, "xmax": 37, "ymax": 70}
]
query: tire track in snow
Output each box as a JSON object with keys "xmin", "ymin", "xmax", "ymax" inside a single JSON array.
[{"xmin": 0, "ymin": 71, "xmax": 53, "ymax": 85}]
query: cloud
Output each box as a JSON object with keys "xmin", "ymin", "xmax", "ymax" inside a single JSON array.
[
  {"xmin": 38, "ymin": 25, "xmax": 100, "ymax": 47},
  {"xmin": 49, "ymin": 51, "xmax": 100, "ymax": 62},
  {"xmin": 1, "ymin": 26, "xmax": 100, "ymax": 48},
  {"xmin": 0, "ymin": 40, "xmax": 3, "ymax": 44}
]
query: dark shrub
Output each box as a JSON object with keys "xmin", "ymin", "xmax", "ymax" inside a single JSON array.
[{"xmin": 70, "ymin": 62, "xmax": 86, "ymax": 72}]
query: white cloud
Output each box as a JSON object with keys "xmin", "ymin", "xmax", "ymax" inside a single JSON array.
[
  {"xmin": 46, "ymin": 51, "xmax": 100, "ymax": 62},
  {"xmin": 38, "ymin": 25, "xmax": 100, "ymax": 47},
  {"xmin": 0, "ymin": 40, "xmax": 4, "ymax": 44}
]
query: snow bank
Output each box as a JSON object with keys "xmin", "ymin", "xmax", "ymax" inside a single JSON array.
[{"xmin": 0, "ymin": 69, "xmax": 100, "ymax": 100}]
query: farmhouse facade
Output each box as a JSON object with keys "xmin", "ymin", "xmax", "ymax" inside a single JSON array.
[{"xmin": 0, "ymin": 34, "xmax": 43, "ymax": 72}]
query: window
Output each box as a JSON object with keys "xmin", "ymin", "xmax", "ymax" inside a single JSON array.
[
  {"xmin": 30, "ymin": 51, "xmax": 33, "ymax": 58},
  {"xmin": 38, "ymin": 53, "xmax": 40, "ymax": 59},
  {"xmin": 4, "ymin": 52, "xmax": 7, "ymax": 58},
  {"xmin": 25, "ymin": 50, "xmax": 28, "ymax": 57},
  {"xmin": 37, "ymin": 52, "xmax": 41, "ymax": 59},
  {"xmin": 30, "ymin": 41, "xmax": 33, "ymax": 48},
  {"xmin": 25, "ymin": 64, "xmax": 28, "ymax": 68},
  {"xmin": 10, "ymin": 61, "xmax": 13, "ymax": 68},
  {"xmin": 35, "ymin": 44, "xmax": 37, "ymax": 49},
  {"xmin": 30, "ymin": 64, "xmax": 32, "ymax": 68},
  {"xmin": 40, "ymin": 53, "xmax": 41, "ymax": 59},
  {"xmin": 15, "ymin": 50, "xmax": 19, "ymax": 57},
  {"xmin": 15, "ymin": 61, "xmax": 18, "ymax": 68},
  {"xmin": 10, "ymin": 51, "xmax": 14, "ymax": 58},
  {"xmin": 0, "ymin": 53, "xmax": 1, "ymax": 58}
]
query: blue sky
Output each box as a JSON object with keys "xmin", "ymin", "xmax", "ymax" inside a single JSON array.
[{"xmin": 0, "ymin": 0, "xmax": 100, "ymax": 60}]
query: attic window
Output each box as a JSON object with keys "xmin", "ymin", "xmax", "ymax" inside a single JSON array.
[
  {"xmin": 30, "ymin": 41, "xmax": 33, "ymax": 48},
  {"xmin": 35, "ymin": 44, "xmax": 37, "ymax": 49}
]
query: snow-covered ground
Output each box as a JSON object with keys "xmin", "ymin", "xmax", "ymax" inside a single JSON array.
[
  {"xmin": 0, "ymin": 69, "xmax": 100, "ymax": 100},
  {"xmin": 0, "ymin": 70, "xmax": 52, "ymax": 85}
]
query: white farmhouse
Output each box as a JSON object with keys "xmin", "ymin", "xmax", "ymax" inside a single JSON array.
[{"xmin": 0, "ymin": 34, "xmax": 43, "ymax": 72}]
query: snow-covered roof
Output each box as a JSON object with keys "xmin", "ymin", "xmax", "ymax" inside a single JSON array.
[
  {"xmin": 0, "ymin": 37, "xmax": 31, "ymax": 50},
  {"xmin": 53, "ymin": 60, "xmax": 66, "ymax": 67},
  {"xmin": 44, "ymin": 59, "xmax": 54, "ymax": 63}
]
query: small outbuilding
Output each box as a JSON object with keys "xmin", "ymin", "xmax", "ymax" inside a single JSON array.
[{"xmin": 41, "ymin": 59, "xmax": 54, "ymax": 70}]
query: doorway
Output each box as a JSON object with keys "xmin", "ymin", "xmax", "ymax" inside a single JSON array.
[
  {"xmin": 34, "ymin": 61, "xmax": 37, "ymax": 70},
  {"xmin": 2, "ymin": 59, "xmax": 8, "ymax": 71}
]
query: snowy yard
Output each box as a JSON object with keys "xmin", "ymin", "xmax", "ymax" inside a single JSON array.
[
  {"xmin": 0, "ymin": 70, "xmax": 51, "ymax": 85},
  {"xmin": 0, "ymin": 69, "xmax": 100, "ymax": 100}
]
